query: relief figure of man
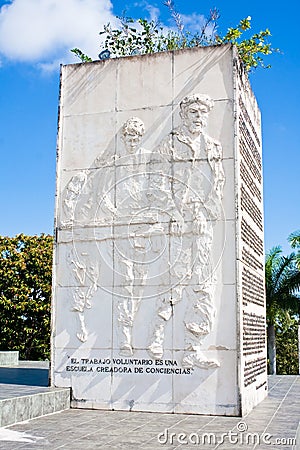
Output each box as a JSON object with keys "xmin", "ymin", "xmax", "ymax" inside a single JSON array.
[
  {"xmin": 115, "ymin": 117, "xmax": 151, "ymax": 356},
  {"xmin": 148, "ymin": 93, "xmax": 225, "ymax": 369}
]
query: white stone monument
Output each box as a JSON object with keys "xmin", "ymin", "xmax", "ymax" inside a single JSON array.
[{"xmin": 51, "ymin": 44, "xmax": 267, "ymax": 415}]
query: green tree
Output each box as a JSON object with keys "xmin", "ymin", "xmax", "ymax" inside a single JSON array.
[
  {"xmin": 265, "ymin": 247, "xmax": 300, "ymax": 374},
  {"xmin": 0, "ymin": 234, "xmax": 53, "ymax": 360},
  {"xmin": 276, "ymin": 313, "xmax": 299, "ymax": 374},
  {"xmin": 289, "ymin": 230, "xmax": 300, "ymax": 268},
  {"xmin": 71, "ymin": 1, "xmax": 279, "ymax": 72}
]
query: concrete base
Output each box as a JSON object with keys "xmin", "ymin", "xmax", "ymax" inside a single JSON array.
[
  {"xmin": 0, "ymin": 352, "xmax": 19, "ymax": 366},
  {"xmin": 0, "ymin": 385, "xmax": 70, "ymax": 427},
  {"xmin": 0, "ymin": 361, "xmax": 70, "ymax": 427}
]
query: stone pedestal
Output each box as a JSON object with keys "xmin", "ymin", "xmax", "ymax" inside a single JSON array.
[
  {"xmin": 51, "ymin": 44, "xmax": 267, "ymax": 415},
  {"xmin": 0, "ymin": 351, "xmax": 19, "ymax": 366}
]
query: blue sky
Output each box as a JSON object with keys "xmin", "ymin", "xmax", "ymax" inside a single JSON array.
[{"xmin": 0, "ymin": 0, "xmax": 299, "ymax": 255}]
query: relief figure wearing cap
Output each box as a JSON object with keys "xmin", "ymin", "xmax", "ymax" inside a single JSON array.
[{"xmin": 148, "ymin": 93, "xmax": 225, "ymax": 369}]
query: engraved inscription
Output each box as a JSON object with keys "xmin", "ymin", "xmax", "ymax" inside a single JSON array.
[
  {"xmin": 239, "ymin": 97, "xmax": 261, "ymax": 148},
  {"xmin": 65, "ymin": 357, "xmax": 194, "ymax": 375},
  {"xmin": 244, "ymin": 357, "xmax": 266, "ymax": 387},
  {"xmin": 243, "ymin": 312, "xmax": 266, "ymax": 356},
  {"xmin": 239, "ymin": 139, "xmax": 261, "ymax": 184},
  {"xmin": 242, "ymin": 267, "xmax": 265, "ymax": 307},
  {"xmin": 239, "ymin": 115, "xmax": 262, "ymax": 170},
  {"xmin": 240, "ymin": 160, "xmax": 261, "ymax": 202},
  {"xmin": 239, "ymin": 86, "xmax": 267, "ymax": 393},
  {"xmin": 241, "ymin": 218, "xmax": 263, "ymax": 257},
  {"xmin": 241, "ymin": 186, "xmax": 263, "ymax": 231},
  {"xmin": 242, "ymin": 247, "xmax": 263, "ymax": 272}
]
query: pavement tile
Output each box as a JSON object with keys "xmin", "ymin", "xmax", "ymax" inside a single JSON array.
[
  {"xmin": 0, "ymin": 443, "xmax": 21, "ymax": 450},
  {"xmin": 0, "ymin": 375, "xmax": 298, "ymax": 449}
]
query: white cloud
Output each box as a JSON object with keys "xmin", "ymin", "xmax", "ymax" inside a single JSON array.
[
  {"xmin": 181, "ymin": 12, "xmax": 217, "ymax": 37},
  {"xmin": 144, "ymin": 4, "xmax": 160, "ymax": 22},
  {"xmin": 0, "ymin": 1, "xmax": 218, "ymax": 70},
  {"xmin": 0, "ymin": 0, "xmax": 117, "ymax": 68},
  {"xmin": 133, "ymin": 1, "xmax": 160, "ymax": 22},
  {"xmin": 37, "ymin": 58, "xmax": 66, "ymax": 74}
]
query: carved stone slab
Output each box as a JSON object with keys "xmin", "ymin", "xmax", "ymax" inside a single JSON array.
[{"xmin": 51, "ymin": 45, "xmax": 267, "ymax": 416}]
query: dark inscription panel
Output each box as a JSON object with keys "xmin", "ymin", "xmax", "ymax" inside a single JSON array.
[
  {"xmin": 243, "ymin": 312, "xmax": 266, "ymax": 356},
  {"xmin": 239, "ymin": 138, "xmax": 262, "ymax": 184},
  {"xmin": 238, "ymin": 85, "xmax": 266, "ymax": 391},
  {"xmin": 244, "ymin": 357, "xmax": 266, "ymax": 387},
  {"xmin": 240, "ymin": 160, "xmax": 261, "ymax": 202},
  {"xmin": 241, "ymin": 218, "xmax": 263, "ymax": 257},
  {"xmin": 241, "ymin": 186, "xmax": 263, "ymax": 231},
  {"xmin": 242, "ymin": 267, "xmax": 265, "ymax": 307},
  {"xmin": 239, "ymin": 97, "xmax": 261, "ymax": 148},
  {"xmin": 242, "ymin": 247, "xmax": 263, "ymax": 272},
  {"xmin": 239, "ymin": 115, "xmax": 262, "ymax": 170},
  {"xmin": 65, "ymin": 357, "xmax": 194, "ymax": 375}
]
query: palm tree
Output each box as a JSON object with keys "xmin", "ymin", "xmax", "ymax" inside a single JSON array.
[
  {"xmin": 289, "ymin": 230, "xmax": 300, "ymax": 267},
  {"xmin": 265, "ymin": 246, "xmax": 300, "ymax": 374},
  {"xmin": 288, "ymin": 230, "xmax": 300, "ymax": 373}
]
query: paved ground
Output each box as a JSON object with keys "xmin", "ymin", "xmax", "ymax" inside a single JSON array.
[{"xmin": 0, "ymin": 375, "xmax": 299, "ymax": 449}]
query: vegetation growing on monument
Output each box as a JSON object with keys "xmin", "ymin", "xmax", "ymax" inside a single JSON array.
[
  {"xmin": 0, "ymin": 234, "xmax": 53, "ymax": 360},
  {"xmin": 71, "ymin": 1, "xmax": 279, "ymax": 72}
]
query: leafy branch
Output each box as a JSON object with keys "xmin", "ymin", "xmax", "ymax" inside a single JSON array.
[
  {"xmin": 71, "ymin": 2, "xmax": 279, "ymax": 72},
  {"xmin": 70, "ymin": 48, "xmax": 92, "ymax": 63},
  {"xmin": 216, "ymin": 16, "xmax": 279, "ymax": 71}
]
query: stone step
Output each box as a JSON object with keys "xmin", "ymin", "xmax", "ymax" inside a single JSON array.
[
  {"xmin": 0, "ymin": 351, "xmax": 19, "ymax": 366},
  {"xmin": 0, "ymin": 361, "xmax": 70, "ymax": 427},
  {"xmin": 0, "ymin": 384, "xmax": 70, "ymax": 427}
]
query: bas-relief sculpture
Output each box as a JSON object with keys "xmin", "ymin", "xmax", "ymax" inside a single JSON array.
[
  {"xmin": 148, "ymin": 94, "xmax": 225, "ymax": 369},
  {"xmin": 54, "ymin": 48, "xmax": 269, "ymax": 416},
  {"xmin": 61, "ymin": 93, "xmax": 225, "ymax": 369},
  {"xmin": 68, "ymin": 248, "xmax": 99, "ymax": 342}
]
